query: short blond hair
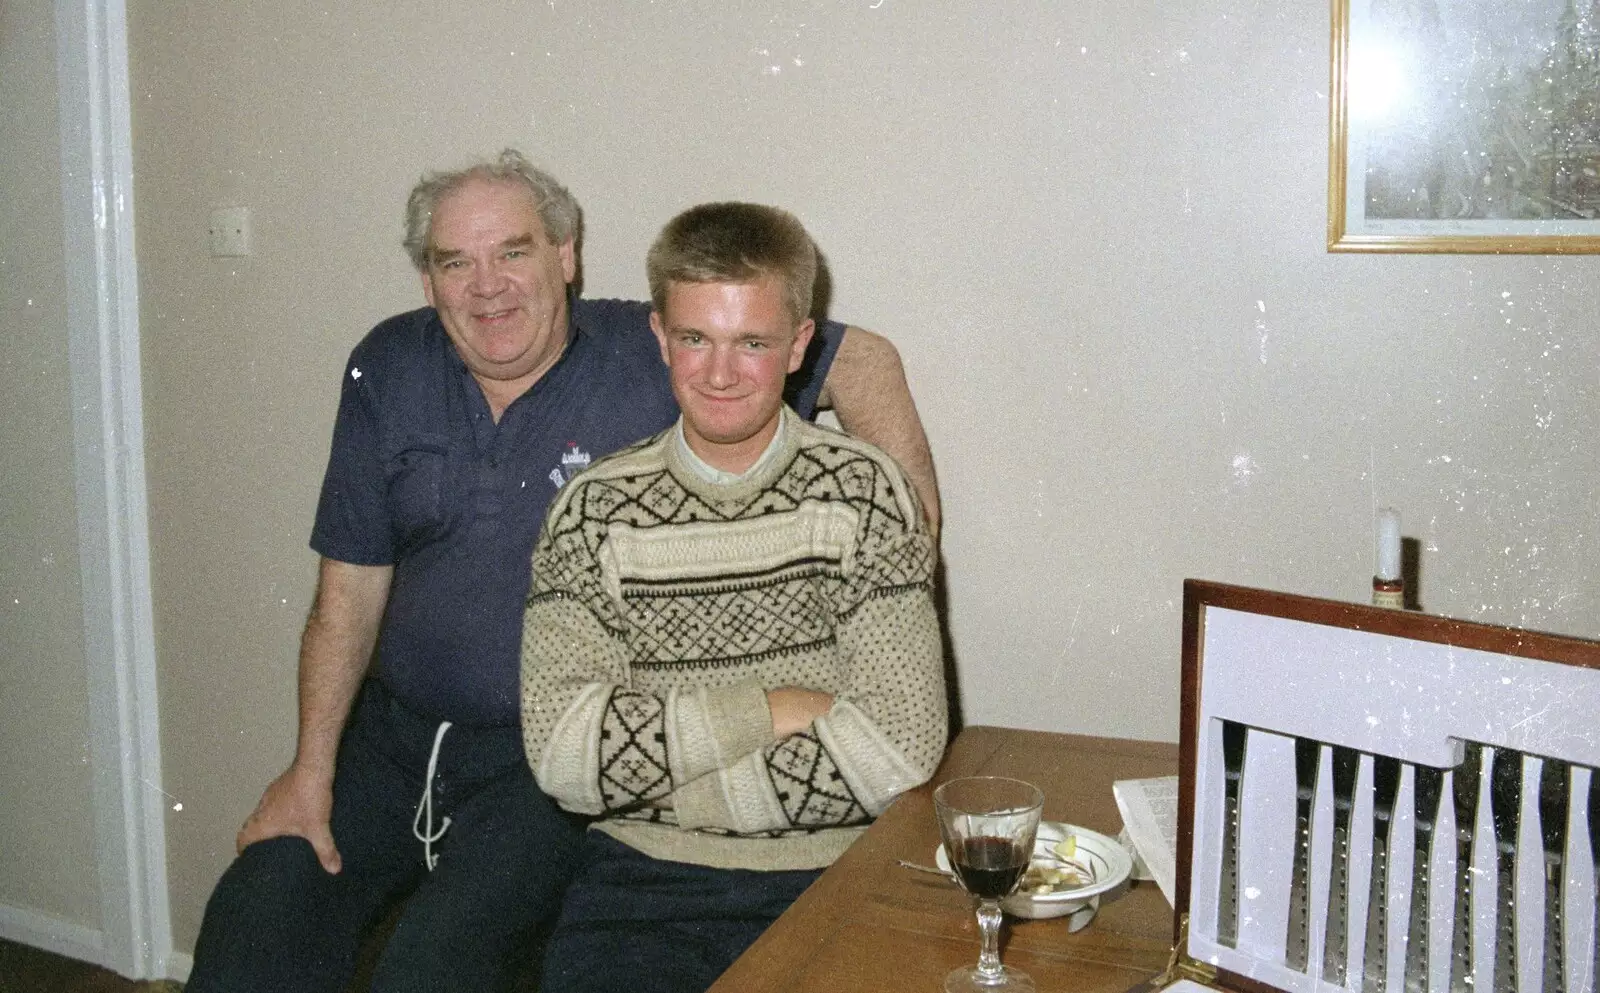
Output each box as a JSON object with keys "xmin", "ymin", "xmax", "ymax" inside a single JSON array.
[{"xmin": 646, "ymin": 203, "xmax": 817, "ymax": 324}]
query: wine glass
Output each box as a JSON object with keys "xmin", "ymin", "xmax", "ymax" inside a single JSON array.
[{"xmin": 934, "ymin": 776, "xmax": 1045, "ymax": 992}]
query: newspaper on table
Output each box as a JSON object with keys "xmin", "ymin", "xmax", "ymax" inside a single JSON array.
[{"xmin": 1112, "ymin": 775, "xmax": 1178, "ymax": 909}]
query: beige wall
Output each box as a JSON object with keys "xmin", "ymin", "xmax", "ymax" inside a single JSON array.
[
  {"xmin": 0, "ymin": 0, "xmax": 102, "ymax": 932},
  {"xmin": 128, "ymin": 0, "xmax": 1600, "ymax": 952}
]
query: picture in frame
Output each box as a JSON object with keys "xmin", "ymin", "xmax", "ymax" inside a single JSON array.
[{"xmin": 1328, "ymin": 0, "xmax": 1600, "ymax": 253}]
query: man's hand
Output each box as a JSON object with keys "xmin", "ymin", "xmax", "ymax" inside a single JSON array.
[
  {"xmin": 237, "ymin": 558, "xmax": 391, "ymax": 876},
  {"xmin": 237, "ymin": 763, "xmax": 342, "ymax": 874},
  {"xmin": 767, "ymin": 687, "xmax": 835, "ymax": 738}
]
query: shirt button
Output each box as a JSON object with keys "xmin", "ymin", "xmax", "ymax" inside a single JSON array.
[{"xmin": 489, "ymin": 456, "xmax": 499, "ymax": 468}]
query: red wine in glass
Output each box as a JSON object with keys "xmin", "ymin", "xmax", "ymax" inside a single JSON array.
[
  {"xmin": 952, "ymin": 836, "xmax": 1030, "ymax": 899},
  {"xmin": 934, "ymin": 777, "xmax": 1045, "ymax": 993}
]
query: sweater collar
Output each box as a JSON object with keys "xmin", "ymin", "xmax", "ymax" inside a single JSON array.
[
  {"xmin": 673, "ymin": 411, "xmax": 790, "ymax": 485},
  {"xmin": 665, "ymin": 407, "xmax": 802, "ymax": 502}
]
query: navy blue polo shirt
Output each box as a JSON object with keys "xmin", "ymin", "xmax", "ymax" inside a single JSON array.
[{"xmin": 310, "ymin": 297, "xmax": 842, "ymax": 726}]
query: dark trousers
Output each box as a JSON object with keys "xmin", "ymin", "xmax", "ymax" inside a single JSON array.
[
  {"xmin": 539, "ymin": 832, "xmax": 822, "ymax": 993},
  {"xmin": 185, "ymin": 681, "xmax": 585, "ymax": 993}
]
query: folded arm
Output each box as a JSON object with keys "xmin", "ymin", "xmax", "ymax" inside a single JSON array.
[
  {"xmin": 668, "ymin": 569, "xmax": 947, "ymax": 833},
  {"xmin": 521, "ymin": 587, "xmax": 778, "ymax": 817},
  {"xmin": 521, "ymin": 518, "xmax": 946, "ymax": 833}
]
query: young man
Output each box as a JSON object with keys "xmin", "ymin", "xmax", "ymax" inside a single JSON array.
[
  {"xmin": 185, "ymin": 154, "xmax": 938, "ymax": 993},
  {"xmin": 521, "ymin": 202, "xmax": 948, "ymax": 993}
]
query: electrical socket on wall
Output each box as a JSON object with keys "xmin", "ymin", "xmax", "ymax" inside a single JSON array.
[{"xmin": 207, "ymin": 207, "xmax": 252, "ymax": 257}]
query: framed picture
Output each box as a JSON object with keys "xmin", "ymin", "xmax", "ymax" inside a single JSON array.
[{"xmin": 1327, "ymin": 0, "xmax": 1600, "ymax": 253}]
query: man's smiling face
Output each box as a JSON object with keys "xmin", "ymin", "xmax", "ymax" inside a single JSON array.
[
  {"xmin": 650, "ymin": 275, "xmax": 814, "ymax": 475},
  {"xmin": 422, "ymin": 177, "xmax": 576, "ymax": 393}
]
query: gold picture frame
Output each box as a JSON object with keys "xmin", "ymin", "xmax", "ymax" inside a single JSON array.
[{"xmin": 1328, "ymin": 0, "xmax": 1600, "ymax": 253}]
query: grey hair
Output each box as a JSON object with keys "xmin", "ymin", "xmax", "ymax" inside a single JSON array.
[{"xmin": 402, "ymin": 149, "xmax": 581, "ymax": 270}]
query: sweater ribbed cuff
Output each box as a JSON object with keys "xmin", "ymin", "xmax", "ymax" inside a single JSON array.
[
  {"xmin": 671, "ymin": 769, "xmax": 727, "ymax": 829},
  {"xmin": 702, "ymin": 681, "xmax": 774, "ymax": 764}
]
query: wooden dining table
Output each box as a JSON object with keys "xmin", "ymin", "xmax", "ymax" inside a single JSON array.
[{"xmin": 709, "ymin": 725, "xmax": 1181, "ymax": 993}]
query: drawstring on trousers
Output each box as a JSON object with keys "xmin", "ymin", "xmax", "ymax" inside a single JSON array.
[{"xmin": 411, "ymin": 721, "xmax": 453, "ymax": 871}]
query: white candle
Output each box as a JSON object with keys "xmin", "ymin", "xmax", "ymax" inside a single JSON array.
[{"xmin": 1375, "ymin": 508, "xmax": 1402, "ymax": 581}]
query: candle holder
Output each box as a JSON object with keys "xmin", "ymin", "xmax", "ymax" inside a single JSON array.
[{"xmin": 1373, "ymin": 508, "xmax": 1404, "ymax": 609}]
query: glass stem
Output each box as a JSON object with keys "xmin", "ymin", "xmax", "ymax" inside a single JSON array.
[{"xmin": 975, "ymin": 899, "xmax": 1005, "ymax": 980}]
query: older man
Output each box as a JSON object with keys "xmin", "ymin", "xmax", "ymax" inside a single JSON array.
[
  {"xmin": 521, "ymin": 202, "xmax": 946, "ymax": 993},
  {"xmin": 184, "ymin": 153, "xmax": 938, "ymax": 993}
]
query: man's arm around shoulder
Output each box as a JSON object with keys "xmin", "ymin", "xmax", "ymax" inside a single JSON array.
[
  {"xmin": 819, "ymin": 326, "xmax": 941, "ymax": 538},
  {"xmin": 236, "ymin": 558, "xmax": 392, "ymax": 874}
]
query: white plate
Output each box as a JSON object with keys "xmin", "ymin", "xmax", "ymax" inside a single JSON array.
[{"xmin": 935, "ymin": 821, "xmax": 1135, "ymax": 920}]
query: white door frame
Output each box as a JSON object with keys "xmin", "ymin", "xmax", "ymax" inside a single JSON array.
[{"xmin": 54, "ymin": 0, "xmax": 172, "ymax": 978}]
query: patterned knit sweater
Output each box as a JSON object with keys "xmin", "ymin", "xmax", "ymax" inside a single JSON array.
[{"xmin": 520, "ymin": 408, "xmax": 947, "ymax": 871}]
